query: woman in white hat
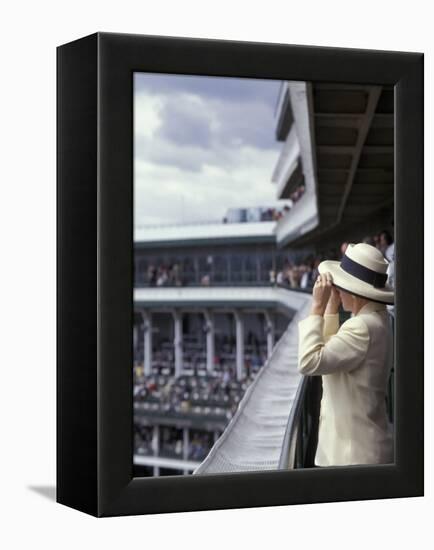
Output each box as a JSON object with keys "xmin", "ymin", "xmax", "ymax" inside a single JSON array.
[{"xmin": 298, "ymin": 242, "xmax": 394, "ymax": 466}]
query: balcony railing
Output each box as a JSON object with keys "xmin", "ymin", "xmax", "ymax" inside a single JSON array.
[{"xmin": 278, "ymin": 376, "xmax": 322, "ymax": 470}]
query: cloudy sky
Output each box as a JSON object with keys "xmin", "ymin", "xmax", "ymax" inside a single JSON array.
[{"xmin": 134, "ymin": 72, "xmax": 284, "ymax": 227}]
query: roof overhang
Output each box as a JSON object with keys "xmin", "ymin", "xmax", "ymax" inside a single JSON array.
[{"xmin": 272, "ymin": 82, "xmax": 394, "ymax": 248}]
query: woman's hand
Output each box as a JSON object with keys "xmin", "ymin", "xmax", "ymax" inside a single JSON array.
[
  {"xmin": 325, "ymin": 286, "xmax": 341, "ymax": 315},
  {"xmin": 310, "ymin": 273, "xmax": 333, "ymax": 316}
]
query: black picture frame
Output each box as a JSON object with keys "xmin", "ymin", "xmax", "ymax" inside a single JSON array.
[{"xmin": 57, "ymin": 31, "xmax": 424, "ymax": 517}]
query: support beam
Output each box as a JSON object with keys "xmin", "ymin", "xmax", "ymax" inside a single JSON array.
[
  {"xmin": 142, "ymin": 311, "xmax": 152, "ymax": 376},
  {"xmin": 233, "ymin": 310, "xmax": 244, "ymax": 382},
  {"xmin": 203, "ymin": 309, "xmax": 215, "ymax": 374},
  {"xmin": 362, "ymin": 146, "xmax": 394, "ymax": 154},
  {"xmin": 318, "ymin": 145, "xmax": 393, "ymax": 155},
  {"xmin": 318, "ymin": 145, "xmax": 356, "ymax": 155},
  {"xmin": 314, "ymin": 114, "xmax": 363, "ymax": 128},
  {"xmin": 314, "ymin": 83, "xmax": 374, "ymax": 92},
  {"xmin": 172, "ymin": 310, "xmax": 183, "ymax": 378}
]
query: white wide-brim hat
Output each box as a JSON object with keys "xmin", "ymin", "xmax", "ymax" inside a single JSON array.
[{"xmin": 318, "ymin": 243, "xmax": 394, "ymax": 304}]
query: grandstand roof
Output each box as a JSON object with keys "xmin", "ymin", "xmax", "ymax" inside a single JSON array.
[
  {"xmin": 309, "ymin": 83, "xmax": 394, "ymax": 243},
  {"xmin": 134, "ymin": 221, "xmax": 276, "ymax": 247},
  {"xmin": 275, "ymin": 82, "xmax": 394, "ymax": 247}
]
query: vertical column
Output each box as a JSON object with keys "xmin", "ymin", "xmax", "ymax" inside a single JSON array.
[
  {"xmin": 264, "ymin": 311, "xmax": 275, "ymax": 358},
  {"xmin": 203, "ymin": 309, "xmax": 215, "ymax": 374},
  {"xmin": 172, "ymin": 310, "xmax": 183, "ymax": 378},
  {"xmin": 183, "ymin": 427, "xmax": 189, "ymax": 475},
  {"xmin": 152, "ymin": 424, "xmax": 160, "ymax": 477},
  {"xmin": 233, "ymin": 310, "xmax": 244, "ymax": 381},
  {"xmin": 142, "ymin": 311, "xmax": 152, "ymax": 376}
]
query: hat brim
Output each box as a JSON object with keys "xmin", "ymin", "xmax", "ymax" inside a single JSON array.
[{"xmin": 318, "ymin": 260, "xmax": 394, "ymax": 305}]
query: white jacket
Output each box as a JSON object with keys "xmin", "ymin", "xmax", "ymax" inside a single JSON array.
[{"xmin": 298, "ymin": 301, "xmax": 394, "ymax": 466}]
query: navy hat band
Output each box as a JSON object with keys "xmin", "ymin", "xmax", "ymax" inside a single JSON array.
[{"xmin": 340, "ymin": 255, "xmax": 388, "ymax": 288}]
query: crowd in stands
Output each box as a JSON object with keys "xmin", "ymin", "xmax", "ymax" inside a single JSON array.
[
  {"xmin": 133, "ymin": 337, "xmax": 267, "ymax": 466},
  {"xmin": 135, "ymin": 337, "xmax": 268, "ymax": 378},
  {"xmin": 271, "ymin": 256, "xmax": 322, "ymax": 290},
  {"xmin": 146, "ymin": 263, "xmax": 183, "ymax": 287},
  {"xmin": 272, "ymin": 228, "xmax": 395, "ymax": 290},
  {"xmin": 363, "ymin": 229, "xmax": 395, "ymax": 287},
  {"xmin": 288, "ymin": 182, "xmax": 306, "ymax": 204},
  {"xmin": 139, "ymin": 227, "xmax": 394, "ymax": 290},
  {"xmin": 134, "ymin": 425, "xmax": 214, "ymax": 462},
  {"xmin": 134, "ymin": 369, "xmax": 255, "ymax": 419},
  {"xmin": 222, "ymin": 183, "xmax": 306, "ymax": 224},
  {"xmin": 257, "ymin": 182, "xmax": 306, "ymax": 222},
  {"xmin": 133, "ymin": 369, "xmax": 256, "ymax": 461}
]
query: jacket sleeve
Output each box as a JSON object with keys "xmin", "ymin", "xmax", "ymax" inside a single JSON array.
[
  {"xmin": 298, "ymin": 314, "xmax": 370, "ymax": 376},
  {"xmin": 323, "ymin": 313, "xmax": 339, "ymax": 342}
]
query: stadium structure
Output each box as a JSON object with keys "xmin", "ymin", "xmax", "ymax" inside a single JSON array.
[{"xmin": 133, "ymin": 80, "xmax": 395, "ymax": 477}]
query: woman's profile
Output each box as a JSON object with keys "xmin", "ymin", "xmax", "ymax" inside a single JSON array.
[{"xmin": 298, "ymin": 242, "xmax": 394, "ymax": 467}]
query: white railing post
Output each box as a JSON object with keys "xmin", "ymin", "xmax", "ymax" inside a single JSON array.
[
  {"xmin": 142, "ymin": 310, "xmax": 152, "ymax": 376},
  {"xmin": 203, "ymin": 309, "xmax": 215, "ymax": 374},
  {"xmin": 233, "ymin": 310, "xmax": 244, "ymax": 381},
  {"xmin": 172, "ymin": 310, "xmax": 183, "ymax": 378}
]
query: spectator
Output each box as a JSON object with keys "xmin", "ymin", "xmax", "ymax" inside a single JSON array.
[
  {"xmin": 311, "ymin": 257, "xmax": 322, "ymax": 283},
  {"xmin": 363, "ymin": 235, "xmax": 376, "ymax": 246},
  {"xmin": 379, "ymin": 230, "xmax": 395, "ymax": 287},
  {"xmin": 340, "ymin": 242, "xmax": 349, "ymax": 258},
  {"xmin": 379, "ymin": 230, "xmax": 394, "ymax": 260},
  {"xmin": 373, "ymin": 234, "xmax": 381, "ymax": 249},
  {"xmin": 201, "ymin": 274, "xmax": 211, "ymax": 286},
  {"xmin": 156, "ymin": 266, "xmax": 168, "ymax": 286},
  {"xmin": 288, "ymin": 265, "xmax": 301, "ymax": 288},
  {"xmin": 148, "ymin": 265, "xmax": 157, "ymax": 286},
  {"xmin": 299, "ymin": 262, "xmax": 311, "ymax": 289}
]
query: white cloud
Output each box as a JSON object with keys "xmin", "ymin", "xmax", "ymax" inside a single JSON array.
[
  {"xmin": 133, "ymin": 75, "xmax": 284, "ymax": 227},
  {"xmin": 134, "ymin": 91, "xmax": 163, "ymax": 140}
]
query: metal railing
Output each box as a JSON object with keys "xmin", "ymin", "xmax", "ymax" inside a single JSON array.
[
  {"xmin": 386, "ymin": 307, "xmax": 395, "ymax": 423},
  {"xmin": 277, "ymin": 377, "xmax": 308, "ymax": 470},
  {"xmin": 278, "ymin": 376, "xmax": 322, "ymax": 470}
]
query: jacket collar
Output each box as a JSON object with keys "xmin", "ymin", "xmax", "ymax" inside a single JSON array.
[{"xmin": 355, "ymin": 301, "xmax": 387, "ymax": 316}]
